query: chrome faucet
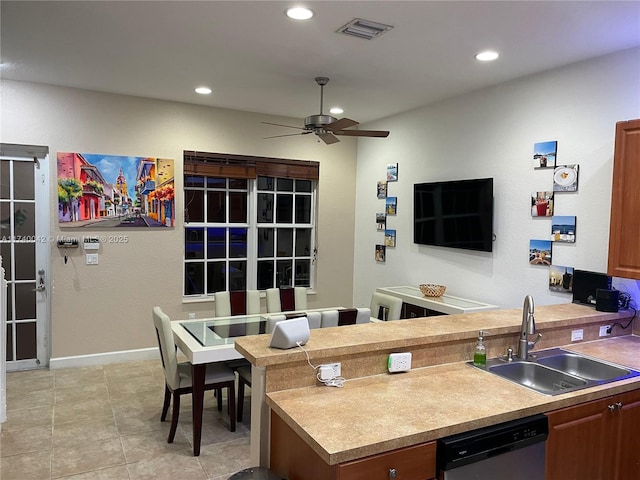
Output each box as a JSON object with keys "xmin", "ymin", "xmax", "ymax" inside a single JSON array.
[{"xmin": 518, "ymin": 295, "xmax": 542, "ymax": 359}]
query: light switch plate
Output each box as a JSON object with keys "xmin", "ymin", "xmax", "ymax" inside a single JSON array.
[{"xmin": 86, "ymin": 253, "xmax": 99, "ymax": 265}]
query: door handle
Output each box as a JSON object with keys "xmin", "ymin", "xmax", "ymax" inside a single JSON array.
[{"xmin": 33, "ymin": 269, "xmax": 45, "ymax": 292}]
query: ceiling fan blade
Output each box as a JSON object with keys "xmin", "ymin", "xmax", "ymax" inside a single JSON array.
[
  {"xmin": 325, "ymin": 117, "xmax": 359, "ymax": 132},
  {"xmin": 318, "ymin": 132, "xmax": 340, "ymax": 145},
  {"xmin": 263, "ymin": 132, "xmax": 312, "ymax": 139},
  {"xmin": 261, "ymin": 121, "xmax": 305, "ymax": 130},
  {"xmin": 334, "ymin": 129, "xmax": 390, "ymax": 138}
]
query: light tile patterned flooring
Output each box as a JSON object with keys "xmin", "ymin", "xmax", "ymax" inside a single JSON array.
[{"xmin": 0, "ymin": 359, "xmax": 253, "ymax": 480}]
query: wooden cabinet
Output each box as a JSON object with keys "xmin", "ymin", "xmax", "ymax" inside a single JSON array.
[
  {"xmin": 402, "ymin": 302, "xmax": 444, "ymax": 319},
  {"xmin": 608, "ymin": 119, "xmax": 640, "ymax": 279},
  {"xmin": 546, "ymin": 389, "xmax": 640, "ymax": 480},
  {"xmin": 270, "ymin": 412, "xmax": 436, "ymax": 480}
]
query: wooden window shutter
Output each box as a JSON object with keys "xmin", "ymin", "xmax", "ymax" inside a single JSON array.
[{"xmin": 184, "ymin": 151, "xmax": 318, "ymax": 180}]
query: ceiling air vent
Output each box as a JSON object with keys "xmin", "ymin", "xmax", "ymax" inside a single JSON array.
[{"xmin": 336, "ymin": 18, "xmax": 393, "ymax": 40}]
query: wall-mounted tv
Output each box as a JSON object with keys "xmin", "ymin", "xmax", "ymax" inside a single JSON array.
[{"xmin": 414, "ymin": 178, "xmax": 494, "ymax": 252}]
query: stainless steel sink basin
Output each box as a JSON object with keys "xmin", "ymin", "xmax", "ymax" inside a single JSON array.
[
  {"xmin": 536, "ymin": 351, "xmax": 631, "ymax": 381},
  {"xmin": 472, "ymin": 347, "xmax": 640, "ymax": 396},
  {"xmin": 489, "ymin": 361, "xmax": 587, "ymax": 395}
]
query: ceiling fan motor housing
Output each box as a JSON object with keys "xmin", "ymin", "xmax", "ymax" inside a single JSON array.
[{"xmin": 304, "ymin": 114, "xmax": 337, "ymax": 129}]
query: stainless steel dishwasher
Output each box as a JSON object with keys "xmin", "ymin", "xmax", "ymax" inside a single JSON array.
[{"xmin": 436, "ymin": 414, "xmax": 548, "ymax": 480}]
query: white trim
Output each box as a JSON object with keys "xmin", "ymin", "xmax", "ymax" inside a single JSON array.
[{"xmin": 49, "ymin": 347, "xmax": 159, "ymax": 369}]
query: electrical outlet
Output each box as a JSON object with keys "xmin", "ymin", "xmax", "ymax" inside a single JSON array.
[
  {"xmin": 319, "ymin": 362, "xmax": 341, "ymax": 381},
  {"xmin": 599, "ymin": 325, "xmax": 611, "ymax": 337},
  {"xmin": 388, "ymin": 352, "xmax": 412, "ymax": 373},
  {"xmin": 571, "ymin": 329, "xmax": 584, "ymax": 342},
  {"xmin": 188, "ymin": 312, "xmax": 196, "ymax": 320}
]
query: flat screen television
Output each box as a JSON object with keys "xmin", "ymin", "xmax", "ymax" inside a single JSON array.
[{"xmin": 414, "ymin": 178, "xmax": 494, "ymax": 252}]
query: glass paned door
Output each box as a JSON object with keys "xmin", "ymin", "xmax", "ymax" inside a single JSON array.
[{"xmin": 1, "ymin": 152, "xmax": 50, "ymax": 371}]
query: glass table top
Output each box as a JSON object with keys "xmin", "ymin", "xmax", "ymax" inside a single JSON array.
[{"xmin": 180, "ymin": 315, "xmax": 267, "ymax": 347}]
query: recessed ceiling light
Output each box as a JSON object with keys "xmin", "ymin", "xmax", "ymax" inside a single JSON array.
[
  {"xmin": 195, "ymin": 86, "xmax": 212, "ymax": 95},
  {"xmin": 329, "ymin": 107, "xmax": 344, "ymax": 115},
  {"xmin": 286, "ymin": 7, "xmax": 314, "ymax": 20},
  {"xmin": 475, "ymin": 50, "xmax": 499, "ymax": 62}
]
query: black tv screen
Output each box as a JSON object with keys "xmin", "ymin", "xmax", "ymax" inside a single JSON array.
[{"xmin": 414, "ymin": 178, "xmax": 494, "ymax": 252}]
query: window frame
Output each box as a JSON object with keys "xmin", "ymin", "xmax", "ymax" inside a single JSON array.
[{"xmin": 182, "ymin": 152, "xmax": 318, "ymax": 299}]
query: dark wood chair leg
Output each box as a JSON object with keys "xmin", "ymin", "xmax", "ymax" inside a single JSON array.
[
  {"xmin": 216, "ymin": 387, "xmax": 223, "ymax": 411},
  {"xmin": 237, "ymin": 380, "xmax": 245, "ymax": 422},
  {"xmin": 168, "ymin": 391, "xmax": 180, "ymax": 443},
  {"xmin": 161, "ymin": 384, "xmax": 171, "ymax": 422},
  {"xmin": 228, "ymin": 383, "xmax": 236, "ymax": 432}
]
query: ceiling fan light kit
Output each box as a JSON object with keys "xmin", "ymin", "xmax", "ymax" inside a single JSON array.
[{"xmin": 262, "ymin": 77, "xmax": 389, "ymax": 145}]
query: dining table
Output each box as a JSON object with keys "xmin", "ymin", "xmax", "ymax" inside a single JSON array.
[
  {"xmin": 171, "ymin": 307, "xmax": 343, "ymax": 459},
  {"xmin": 171, "ymin": 313, "xmax": 267, "ymax": 457}
]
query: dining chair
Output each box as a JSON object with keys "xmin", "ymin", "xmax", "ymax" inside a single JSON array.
[
  {"xmin": 214, "ymin": 290, "xmax": 261, "ymax": 317},
  {"xmin": 266, "ymin": 312, "xmax": 321, "ymax": 333},
  {"xmin": 320, "ymin": 308, "xmax": 371, "ymax": 328},
  {"xmin": 265, "ymin": 287, "xmax": 308, "ymax": 313},
  {"xmin": 236, "ymin": 365, "xmax": 252, "ymax": 422},
  {"xmin": 369, "ymin": 292, "xmax": 403, "ymax": 321},
  {"xmin": 152, "ymin": 306, "xmax": 237, "ymax": 442}
]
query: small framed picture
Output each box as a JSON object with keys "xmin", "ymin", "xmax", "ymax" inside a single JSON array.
[
  {"xmin": 531, "ymin": 191, "xmax": 554, "ymax": 217},
  {"xmin": 376, "ymin": 213, "xmax": 386, "ymax": 231},
  {"xmin": 549, "ymin": 265, "xmax": 573, "ymax": 293},
  {"xmin": 384, "ymin": 229, "xmax": 396, "ymax": 247},
  {"xmin": 553, "ymin": 165, "xmax": 579, "ymax": 192},
  {"xmin": 377, "ymin": 180, "xmax": 387, "ymax": 199},
  {"xmin": 386, "ymin": 163, "xmax": 398, "ymax": 182},
  {"xmin": 529, "ymin": 239, "xmax": 552, "ymax": 266},
  {"xmin": 375, "ymin": 244, "xmax": 386, "ymax": 263},
  {"xmin": 533, "ymin": 141, "xmax": 557, "ymax": 169},
  {"xmin": 386, "ymin": 197, "xmax": 397, "ymax": 215},
  {"xmin": 551, "ymin": 216, "xmax": 576, "ymax": 243}
]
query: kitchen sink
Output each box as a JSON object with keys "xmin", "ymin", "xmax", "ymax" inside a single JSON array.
[
  {"xmin": 473, "ymin": 348, "xmax": 640, "ymax": 396},
  {"xmin": 535, "ymin": 351, "xmax": 632, "ymax": 381},
  {"xmin": 488, "ymin": 361, "xmax": 587, "ymax": 395}
]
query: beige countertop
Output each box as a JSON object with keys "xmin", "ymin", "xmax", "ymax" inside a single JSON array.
[
  {"xmin": 267, "ymin": 335, "xmax": 640, "ymax": 465},
  {"xmin": 235, "ymin": 303, "xmax": 631, "ymax": 367}
]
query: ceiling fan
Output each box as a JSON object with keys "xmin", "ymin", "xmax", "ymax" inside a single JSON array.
[{"xmin": 262, "ymin": 77, "xmax": 390, "ymax": 145}]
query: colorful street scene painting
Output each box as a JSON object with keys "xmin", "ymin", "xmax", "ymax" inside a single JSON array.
[{"xmin": 57, "ymin": 153, "xmax": 175, "ymax": 228}]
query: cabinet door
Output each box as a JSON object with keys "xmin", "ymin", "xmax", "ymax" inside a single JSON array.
[
  {"xmin": 545, "ymin": 398, "xmax": 610, "ymax": 480},
  {"xmin": 608, "ymin": 119, "xmax": 640, "ymax": 279},
  {"xmin": 336, "ymin": 442, "xmax": 436, "ymax": 480},
  {"xmin": 613, "ymin": 390, "xmax": 640, "ymax": 480}
]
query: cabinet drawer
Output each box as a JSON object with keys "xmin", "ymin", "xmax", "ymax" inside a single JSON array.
[{"xmin": 336, "ymin": 442, "xmax": 436, "ymax": 480}]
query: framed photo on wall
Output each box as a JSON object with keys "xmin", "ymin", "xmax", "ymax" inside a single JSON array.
[
  {"xmin": 384, "ymin": 229, "xmax": 396, "ymax": 247},
  {"xmin": 377, "ymin": 180, "xmax": 388, "ymax": 198},
  {"xmin": 553, "ymin": 165, "xmax": 579, "ymax": 192},
  {"xmin": 551, "ymin": 216, "xmax": 576, "ymax": 243},
  {"xmin": 376, "ymin": 213, "xmax": 386, "ymax": 230},
  {"xmin": 533, "ymin": 140, "xmax": 557, "ymax": 169},
  {"xmin": 375, "ymin": 244, "xmax": 386, "ymax": 263},
  {"xmin": 531, "ymin": 191, "xmax": 554, "ymax": 217},
  {"xmin": 386, "ymin": 197, "xmax": 397, "ymax": 215},
  {"xmin": 529, "ymin": 239, "xmax": 552, "ymax": 265},
  {"xmin": 386, "ymin": 163, "xmax": 398, "ymax": 182}
]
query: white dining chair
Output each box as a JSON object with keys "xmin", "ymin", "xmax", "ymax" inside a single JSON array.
[
  {"xmin": 265, "ymin": 287, "xmax": 308, "ymax": 313},
  {"xmin": 214, "ymin": 290, "xmax": 261, "ymax": 317},
  {"xmin": 369, "ymin": 292, "xmax": 403, "ymax": 321},
  {"xmin": 152, "ymin": 306, "xmax": 237, "ymax": 442}
]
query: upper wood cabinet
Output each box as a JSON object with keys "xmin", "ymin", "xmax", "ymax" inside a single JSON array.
[{"xmin": 608, "ymin": 119, "xmax": 640, "ymax": 279}]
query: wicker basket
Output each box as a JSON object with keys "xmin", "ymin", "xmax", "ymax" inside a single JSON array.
[{"xmin": 419, "ymin": 284, "xmax": 447, "ymax": 297}]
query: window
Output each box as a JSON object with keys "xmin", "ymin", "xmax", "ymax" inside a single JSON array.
[{"xmin": 183, "ymin": 152, "xmax": 318, "ymax": 297}]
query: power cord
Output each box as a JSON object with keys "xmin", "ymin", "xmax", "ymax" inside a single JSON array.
[
  {"xmin": 296, "ymin": 342, "xmax": 345, "ymax": 388},
  {"xmin": 606, "ymin": 307, "xmax": 636, "ymax": 334}
]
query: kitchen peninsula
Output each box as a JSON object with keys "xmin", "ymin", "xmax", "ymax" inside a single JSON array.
[{"xmin": 234, "ymin": 304, "xmax": 640, "ymax": 478}]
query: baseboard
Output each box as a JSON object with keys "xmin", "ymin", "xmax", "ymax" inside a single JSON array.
[{"xmin": 49, "ymin": 347, "xmax": 159, "ymax": 369}]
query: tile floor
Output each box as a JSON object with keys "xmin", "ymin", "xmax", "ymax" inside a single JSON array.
[{"xmin": 1, "ymin": 359, "xmax": 254, "ymax": 480}]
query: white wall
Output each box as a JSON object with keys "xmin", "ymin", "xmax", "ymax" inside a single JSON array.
[
  {"xmin": 0, "ymin": 81, "xmax": 358, "ymax": 358},
  {"xmin": 353, "ymin": 48, "xmax": 640, "ymax": 309}
]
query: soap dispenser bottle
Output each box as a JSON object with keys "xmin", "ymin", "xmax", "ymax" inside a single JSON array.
[{"xmin": 473, "ymin": 331, "xmax": 487, "ymax": 367}]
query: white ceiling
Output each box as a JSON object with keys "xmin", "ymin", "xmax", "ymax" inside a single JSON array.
[{"xmin": 2, "ymin": 1, "xmax": 639, "ymax": 125}]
